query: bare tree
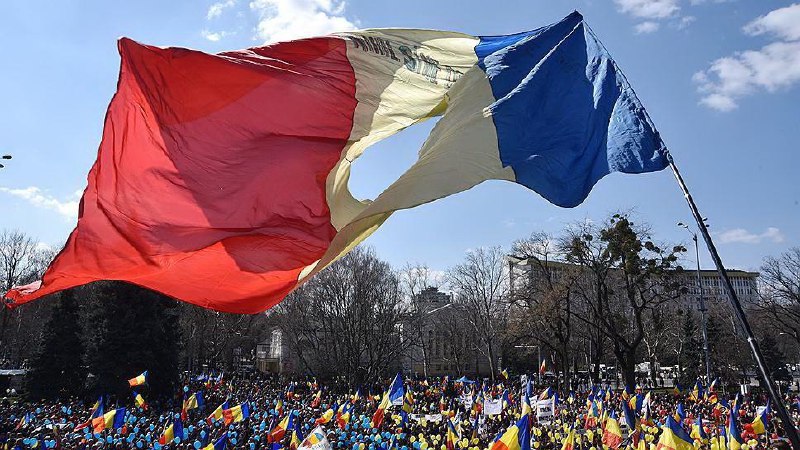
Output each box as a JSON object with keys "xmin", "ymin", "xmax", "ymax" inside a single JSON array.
[
  {"xmin": 0, "ymin": 230, "xmax": 39, "ymax": 292},
  {"xmin": 758, "ymin": 247, "xmax": 800, "ymax": 346},
  {"xmin": 447, "ymin": 246, "xmax": 508, "ymax": 380},
  {"xmin": 274, "ymin": 246, "xmax": 409, "ymax": 386},
  {"xmin": 507, "ymin": 232, "xmax": 578, "ymax": 389},
  {"xmin": 399, "ymin": 263, "xmax": 440, "ymax": 377},
  {"xmin": 0, "ymin": 230, "xmax": 57, "ymax": 366}
]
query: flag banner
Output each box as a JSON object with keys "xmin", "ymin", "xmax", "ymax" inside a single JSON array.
[{"xmin": 4, "ymin": 11, "xmax": 666, "ymax": 313}]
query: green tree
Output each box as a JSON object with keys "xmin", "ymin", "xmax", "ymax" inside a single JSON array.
[
  {"xmin": 86, "ymin": 282, "xmax": 182, "ymax": 400},
  {"xmin": 26, "ymin": 289, "xmax": 86, "ymax": 400},
  {"xmin": 564, "ymin": 214, "xmax": 686, "ymax": 388}
]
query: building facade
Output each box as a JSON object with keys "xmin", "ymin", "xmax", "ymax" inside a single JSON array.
[
  {"xmin": 403, "ymin": 287, "xmax": 493, "ymax": 378},
  {"xmin": 508, "ymin": 255, "xmax": 759, "ymax": 309}
]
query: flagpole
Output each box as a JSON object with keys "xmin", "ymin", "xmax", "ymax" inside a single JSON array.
[{"xmin": 663, "ymin": 149, "xmax": 800, "ymax": 449}]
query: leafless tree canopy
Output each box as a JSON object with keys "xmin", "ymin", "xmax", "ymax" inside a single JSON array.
[
  {"xmin": 758, "ymin": 247, "xmax": 800, "ymax": 345},
  {"xmin": 446, "ymin": 246, "xmax": 508, "ymax": 380},
  {"xmin": 272, "ymin": 246, "xmax": 408, "ymax": 386}
]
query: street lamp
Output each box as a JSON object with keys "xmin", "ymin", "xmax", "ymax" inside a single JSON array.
[
  {"xmin": 678, "ymin": 221, "xmax": 712, "ymax": 383},
  {"xmin": 0, "ymin": 154, "xmax": 11, "ymax": 169}
]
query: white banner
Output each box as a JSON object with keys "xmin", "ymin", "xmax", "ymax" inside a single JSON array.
[
  {"xmin": 536, "ymin": 398, "xmax": 555, "ymax": 424},
  {"xmin": 409, "ymin": 414, "xmax": 443, "ymax": 423},
  {"xmin": 461, "ymin": 394, "xmax": 473, "ymax": 410},
  {"xmin": 483, "ymin": 399, "xmax": 503, "ymax": 416}
]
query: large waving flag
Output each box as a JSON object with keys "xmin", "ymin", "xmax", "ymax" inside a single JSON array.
[
  {"xmin": 207, "ymin": 400, "xmax": 229, "ymax": 425},
  {"xmin": 4, "ymin": 12, "xmax": 667, "ymax": 313}
]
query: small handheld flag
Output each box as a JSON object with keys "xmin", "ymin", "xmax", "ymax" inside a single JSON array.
[
  {"xmin": 132, "ymin": 391, "xmax": 148, "ymax": 410},
  {"xmin": 749, "ymin": 401, "xmax": 770, "ymax": 435},
  {"xmin": 128, "ymin": 370, "xmax": 148, "ymax": 387}
]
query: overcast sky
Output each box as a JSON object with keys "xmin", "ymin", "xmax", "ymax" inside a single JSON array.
[{"xmin": 1, "ymin": 0, "xmax": 798, "ymax": 275}]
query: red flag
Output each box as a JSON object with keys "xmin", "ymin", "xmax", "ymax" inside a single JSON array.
[{"xmin": 4, "ymin": 37, "xmax": 357, "ymax": 314}]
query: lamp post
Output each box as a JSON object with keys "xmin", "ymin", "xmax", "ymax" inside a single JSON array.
[
  {"xmin": 0, "ymin": 154, "xmax": 11, "ymax": 169},
  {"xmin": 679, "ymin": 221, "xmax": 712, "ymax": 383}
]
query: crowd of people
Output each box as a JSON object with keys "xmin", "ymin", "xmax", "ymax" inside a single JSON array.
[{"xmin": 0, "ymin": 371, "xmax": 798, "ymax": 450}]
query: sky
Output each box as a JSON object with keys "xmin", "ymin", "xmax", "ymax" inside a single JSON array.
[{"xmin": 1, "ymin": 0, "xmax": 798, "ymax": 276}]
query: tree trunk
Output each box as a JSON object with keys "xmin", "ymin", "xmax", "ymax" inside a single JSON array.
[{"xmin": 618, "ymin": 351, "xmax": 637, "ymax": 389}]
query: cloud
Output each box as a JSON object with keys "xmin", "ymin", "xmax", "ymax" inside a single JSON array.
[
  {"xmin": 694, "ymin": 4, "xmax": 800, "ymax": 111},
  {"xmin": 716, "ymin": 227, "xmax": 785, "ymax": 244},
  {"xmin": 202, "ymin": 30, "xmax": 232, "ymax": 41},
  {"xmin": 693, "ymin": 40, "xmax": 800, "ymax": 111},
  {"xmin": 742, "ymin": 3, "xmax": 800, "ymax": 42},
  {"xmin": 249, "ymin": 0, "xmax": 357, "ymax": 43},
  {"xmin": 635, "ymin": 21, "xmax": 660, "ymax": 34},
  {"xmin": 614, "ymin": 0, "xmax": 680, "ymax": 19},
  {"xmin": 207, "ymin": 0, "xmax": 237, "ymax": 20},
  {"xmin": 677, "ymin": 16, "xmax": 696, "ymax": 30},
  {"xmin": 0, "ymin": 186, "xmax": 79, "ymax": 220}
]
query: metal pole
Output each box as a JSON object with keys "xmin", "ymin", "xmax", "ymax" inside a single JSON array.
[
  {"xmin": 665, "ymin": 150, "xmax": 800, "ymax": 449},
  {"xmin": 693, "ymin": 234, "xmax": 713, "ymax": 383},
  {"xmin": 538, "ymin": 345, "xmax": 542, "ymax": 385}
]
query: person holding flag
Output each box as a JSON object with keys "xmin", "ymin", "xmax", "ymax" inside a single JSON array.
[{"xmin": 159, "ymin": 416, "xmax": 184, "ymax": 445}]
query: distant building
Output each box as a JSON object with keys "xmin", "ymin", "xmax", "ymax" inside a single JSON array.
[
  {"xmin": 679, "ymin": 269, "xmax": 759, "ymax": 306},
  {"xmin": 403, "ymin": 287, "xmax": 493, "ymax": 378},
  {"xmin": 256, "ymin": 328, "xmax": 300, "ymax": 374},
  {"xmin": 507, "ymin": 256, "xmax": 759, "ymax": 307}
]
